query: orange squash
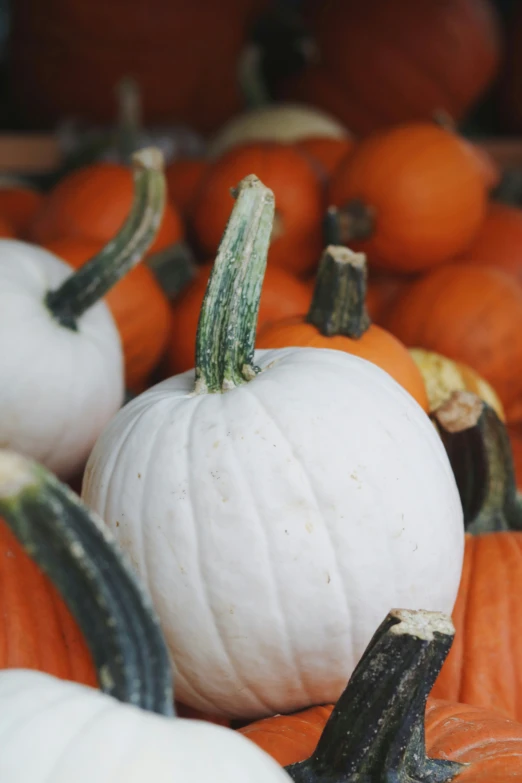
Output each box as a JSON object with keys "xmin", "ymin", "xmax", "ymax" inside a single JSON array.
[
  {"xmin": 294, "ymin": 137, "xmax": 355, "ymax": 181},
  {"xmin": 166, "ymin": 158, "xmax": 208, "ymax": 220},
  {"xmin": 29, "ymin": 162, "xmax": 183, "ymax": 254},
  {"xmin": 241, "ymin": 607, "xmax": 522, "ymax": 783},
  {"xmin": 386, "ymin": 264, "xmax": 522, "ymax": 423},
  {"xmin": 0, "ymin": 517, "xmax": 96, "ymax": 686},
  {"xmin": 43, "ymin": 237, "xmax": 172, "ymax": 392},
  {"xmin": 0, "ymin": 215, "xmax": 16, "ymax": 238},
  {"xmin": 191, "ymin": 143, "xmax": 323, "ymax": 276},
  {"xmin": 328, "ymin": 123, "xmax": 488, "ymax": 273},
  {"xmin": 257, "ymin": 246, "xmax": 428, "ymax": 410},
  {"xmin": 167, "ymin": 261, "xmax": 313, "ymax": 375},
  {"xmin": 279, "ymin": 0, "xmax": 501, "ymax": 137},
  {"xmin": 0, "ymin": 183, "xmax": 43, "ymax": 234},
  {"xmin": 366, "ymin": 269, "xmax": 414, "ymax": 325},
  {"xmin": 458, "ymin": 203, "xmax": 522, "ymax": 283}
]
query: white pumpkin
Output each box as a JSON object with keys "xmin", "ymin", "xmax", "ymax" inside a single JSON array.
[
  {"xmin": 0, "ymin": 149, "xmax": 165, "ymax": 480},
  {"xmin": 82, "ymin": 175, "xmax": 464, "ymax": 720},
  {"xmin": 0, "ymin": 670, "xmax": 292, "ymax": 783},
  {"xmin": 208, "ymin": 103, "xmax": 348, "ymax": 158}
]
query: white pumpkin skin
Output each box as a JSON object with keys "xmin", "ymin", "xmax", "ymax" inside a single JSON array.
[
  {"xmin": 0, "ymin": 670, "xmax": 291, "ymax": 783},
  {"xmin": 208, "ymin": 103, "xmax": 348, "ymax": 158},
  {"xmin": 0, "ymin": 240, "xmax": 123, "ymax": 479},
  {"xmin": 83, "ymin": 347, "xmax": 463, "ymax": 719}
]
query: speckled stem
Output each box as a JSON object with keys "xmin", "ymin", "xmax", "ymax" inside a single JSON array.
[
  {"xmin": 307, "ymin": 246, "xmax": 371, "ymax": 338},
  {"xmin": 324, "ymin": 200, "xmax": 375, "ymax": 246},
  {"xmin": 285, "ymin": 609, "xmax": 463, "ymax": 783},
  {"xmin": 195, "ymin": 174, "xmax": 275, "ymax": 394},
  {"xmin": 433, "ymin": 391, "xmax": 522, "ymax": 534},
  {"xmin": 0, "ymin": 450, "xmax": 174, "ymax": 716},
  {"xmin": 45, "ymin": 147, "xmax": 166, "ymax": 331}
]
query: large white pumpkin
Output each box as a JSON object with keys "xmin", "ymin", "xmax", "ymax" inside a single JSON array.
[
  {"xmin": 0, "ymin": 149, "xmax": 165, "ymax": 480},
  {"xmin": 0, "ymin": 670, "xmax": 292, "ymax": 783},
  {"xmin": 83, "ymin": 346, "xmax": 464, "ymax": 719}
]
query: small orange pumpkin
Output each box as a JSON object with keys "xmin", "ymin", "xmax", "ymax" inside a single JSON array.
[
  {"xmin": 191, "ymin": 143, "xmax": 323, "ymax": 276},
  {"xmin": 458, "ymin": 203, "xmax": 522, "ymax": 283},
  {"xmin": 167, "ymin": 261, "xmax": 313, "ymax": 375},
  {"xmin": 0, "ymin": 183, "xmax": 44, "ymax": 234},
  {"xmin": 257, "ymin": 246, "xmax": 428, "ymax": 410},
  {"xmin": 386, "ymin": 264, "xmax": 522, "ymax": 423},
  {"xmin": 0, "ymin": 215, "xmax": 16, "ymax": 238},
  {"xmin": 328, "ymin": 123, "xmax": 488, "ymax": 273},
  {"xmin": 366, "ymin": 269, "xmax": 414, "ymax": 325},
  {"xmin": 43, "ymin": 237, "xmax": 172, "ymax": 392},
  {"xmin": 166, "ymin": 158, "xmax": 208, "ymax": 220},
  {"xmin": 29, "ymin": 162, "xmax": 184, "ymax": 254},
  {"xmin": 0, "ymin": 517, "xmax": 96, "ymax": 686}
]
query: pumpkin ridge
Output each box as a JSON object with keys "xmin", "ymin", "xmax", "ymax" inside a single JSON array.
[
  {"xmin": 246, "ymin": 381, "xmax": 355, "ymax": 673},
  {"xmin": 188, "ymin": 393, "xmax": 274, "ymax": 716}
]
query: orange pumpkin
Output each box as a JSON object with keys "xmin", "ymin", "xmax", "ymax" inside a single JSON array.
[
  {"xmin": 279, "ymin": 0, "xmax": 501, "ymax": 137},
  {"xmin": 458, "ymin": 203, "xmax": 522, "ymax": 283},
  {"xmin": 294, "ymin": 137, "xmax": 355, "ymax": 181},
  {"xmin": 43, "ymin": 237, "xmax": 172, "ymax": 392},
  {"xmin": 0, "ymin": 517, "xmax": 96, "ymax": 686},
  {"xmin": 386, "ymin": 264, "xmax": 522, "ymax": 423},
  {"xmin": 29, "ymin": 162, "xmax": 183, "ymax": 254},
  {"xmin": 257, "ymin": 246, "xmax": 428, "ymax": 410},
  {"xmin": 0, "ymin": 183, "xmax": 43, "ymax": 234},
  {"xmin": 241, "ymin": 699, "xmax": 522, "ymax": 780},
  {"xmin": 9, "ymin": 0, "xmax": 268, "ymax": 131},
  {"xmin": 0, "ymin": 215, "xmax": 16, "ymax": 238},
  {"xmin": 166, "ymin": 158, "xmax": 208, "ymax": 220},
  {"xmin": 431, "ymin": 532, "xmax": 522, "ymax": 722},
  {"xmin": 167, "ymin": 261, "xmax": 313, "ymax": 375},
  {"xmin": 191, "ymin": 143, "xmax": 323, "ymax": 276},
  {"xmin": 328, "ymin": 123, "xmax": 488, "ymax": 273},
  {"xmin": 240, "ymin": 607, "xmax": 522, "ymax": 782}
]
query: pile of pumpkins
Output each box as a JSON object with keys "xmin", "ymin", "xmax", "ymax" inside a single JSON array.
[{"xmin": 3, "ymin": 3, "xmax": 522, "ymax": 770}]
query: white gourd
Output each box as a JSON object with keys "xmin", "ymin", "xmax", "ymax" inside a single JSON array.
[
  {"xmin": 82, "ymin": 176, "xmax": 464, "ymax": 719},
  {"xmin": 0, "ymin": 149, "xmax": 166, "ymax": 480},
  {"xmin": 208, "ymin": 104, "xmax": 348, "ymax": 158},
  {"xmin": 0, "ymin": 671, "xmax": 292, "ymax": 783}
]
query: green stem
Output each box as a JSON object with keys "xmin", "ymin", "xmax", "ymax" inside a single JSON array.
[
  {"xmin": 145, "ymin": 240, "xmax": 198, "ymax": 300},
  {"xmin": 307, "ymin": 246, "xmax": 371, "ymax": 338},
  {"xmin": 195, "ymin": 174, "xmax": 275, "ymax": 394},
  {"xmin": 0, "ymin": 449, "xmax": 174, "ymax": 716},
  {"xmin": 45, "ymin": 147, "xmax": 166, "ymax": 331},
  {"xmin": 433, "ymin": 390, "xmax": 522, "ymax": 534},
  {"xmin": 285, "ymin": 609, "xmax": 463, "ymax": 783},
  {"xmin": 325, "ymin": 200, "xmax": 375, "ymax": 246}
]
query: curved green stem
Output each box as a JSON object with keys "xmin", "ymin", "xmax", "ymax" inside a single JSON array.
[
  {"xmin": 45, "ymin": 147, "xmax": 166, "ymax": 331},
  {"xmin": 285, "ymin": 609, "xmax": 463, "ymax": 783},
  {"xmin": 307, "ymin": 246, "xmax": 371, "ymax": 338},
  {"xmin": 195, "ymin": 174, "xmax": 275, "ymax": 394},
  {"xmin": 0, "ymin": 449, "xmax": 174, "ymax": 716},
  {"xmin": 433, "ymin": 390, "xmax": 522, "ymax": 534}
]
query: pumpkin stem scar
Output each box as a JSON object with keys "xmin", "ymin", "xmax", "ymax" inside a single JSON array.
[
  {"xmin": 44, "ymin": 146, "xmax": 167, "ymax": 331},
  {"xmin": 307, "ymin": 245, "xmax": 371, "ymax": 338},
  {"xmin": 194, "ymin": 174, "xmax": 275, "ymax": 394},
  {"xmin": 0, "ymin": 449, "xmax": 175, "ymax": 717},
  {"xmin": 285, "ymin": 609, "xmax": 464, "ymax": 783},
  {"xmin": 433, "ymin": 390, "xmax": 522, "ymax": 534}
]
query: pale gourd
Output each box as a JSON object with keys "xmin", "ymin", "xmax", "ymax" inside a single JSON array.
[
  {"xmin": 208, "ymin": 104, "xmax": 348, "ymax": 158},
  {"xmin": 82, "ymin": 175, "xmax": 464, "ymax": 719},
  {"xmin": 0, "ymin": 450, "xmax": 292, "ymax": 783},
  {"xmin": 0, "ymin": 149, "xmax": 165, "ymax": 479}
]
